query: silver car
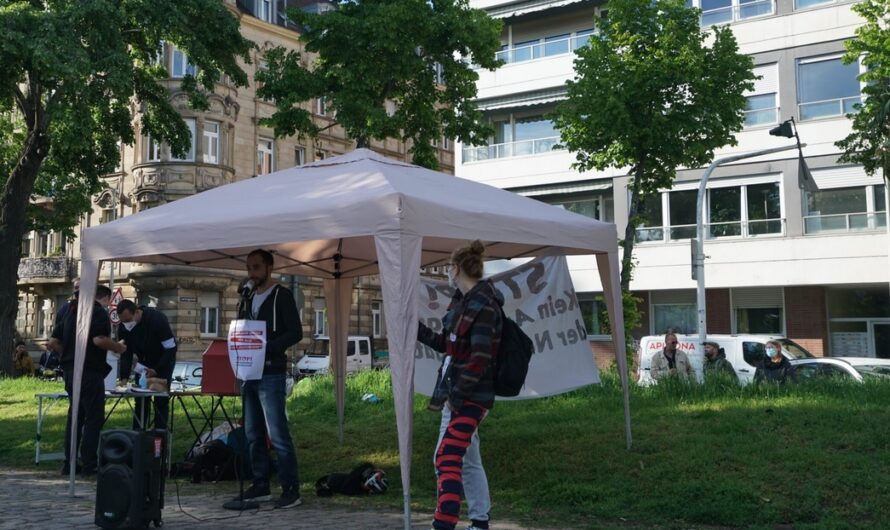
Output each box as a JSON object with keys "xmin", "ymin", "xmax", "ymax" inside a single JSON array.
[{"xmin": 789, "ymin": 357, "xmax": 890, "ymax": 382}]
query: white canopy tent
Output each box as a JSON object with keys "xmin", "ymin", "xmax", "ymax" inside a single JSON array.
[{"xmin": 70, "ymin": 149, "xmax": 631, "ymax": 528}]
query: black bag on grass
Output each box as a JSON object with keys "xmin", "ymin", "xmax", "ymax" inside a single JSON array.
[{"xmin": 315, "ymin": 463, "xmax": 387, "ymax": 496}]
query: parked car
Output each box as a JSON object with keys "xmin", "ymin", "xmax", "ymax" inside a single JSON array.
[
  {"xmin": 638, "ymin": 334, "xmax": 815, "ymax": 385},
  {"xmin": 170, "ymin": 361, "xmax": 203, "ymax": 391},
  {"xmin": 790, "ymin": 357, "xmax": 890, "ymax": 382},
  {"xmin": 296, "ymin": 335, "xmax": 388, "ymax": 377}
]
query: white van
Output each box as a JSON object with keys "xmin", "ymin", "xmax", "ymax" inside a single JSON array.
[
  {"xmin": 295, "ymin": 335, "xmax": 388, "ymax": 376},
  {"xmin": 638, "ymin": 334, "xmax": 816, "ymax": 385}
]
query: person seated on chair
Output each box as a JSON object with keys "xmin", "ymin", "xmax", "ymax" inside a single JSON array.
[{"xmin": 37, "ymin": 348, "xmax": 62, "ymax": 378}]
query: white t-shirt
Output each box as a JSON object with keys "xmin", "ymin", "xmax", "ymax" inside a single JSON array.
[{"xmin": 251, "ymin": 286, "xmax": 275, "ymax": 319}]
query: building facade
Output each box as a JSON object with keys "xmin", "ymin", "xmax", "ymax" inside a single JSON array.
[
  {"xmin": 459, "ymin": 0, "xmax": 889, "ymax": 365},
  {"xmin": 16, "ymin": 0, "xmax": 453, "ymax": 358}
]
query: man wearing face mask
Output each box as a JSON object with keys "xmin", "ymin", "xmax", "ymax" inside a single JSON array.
[
  {"xmin": 117, "ymin": 299, "xmax": 177, "ymax": 430},
  {"xmin": 754, "ymin": 340, "xmax": 797, "ymax": 384}
]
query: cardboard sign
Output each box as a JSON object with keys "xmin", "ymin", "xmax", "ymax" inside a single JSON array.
[{"xmin": 227, "ymin": 319, "xmax": 267, "ymax": 380}]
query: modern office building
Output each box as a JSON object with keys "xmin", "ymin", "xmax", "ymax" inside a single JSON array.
[
  {"xmin": 459, "ymin": 0, "xmax": 888, "ymax": 363},
  {"xmin": 16, "ymin": 0, "xmax": 452, "ymax": 357}
]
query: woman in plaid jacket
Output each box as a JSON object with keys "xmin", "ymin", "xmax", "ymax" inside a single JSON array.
[{"xmin": 417, "ymin": 240, "xmax": 503, "ymax": 530}]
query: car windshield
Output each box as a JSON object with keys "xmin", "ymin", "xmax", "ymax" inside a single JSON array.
[
  {"xmin": 778, "ymin": 339, "xmax": 815, "ymax": 359},
  {"xmin": 854, "ymin": 365, "xmax": 890, "ymax": 379},
  {"xmin": 307, "ymin": 340, "xmax": 330, "ymax": 356}
]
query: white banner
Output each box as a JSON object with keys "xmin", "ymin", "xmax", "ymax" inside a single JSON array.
[
  {"xmin": 227, "ymin": 319, "xmax": 267, "ymax": 381},
  {"xmin": 415, "ymin": 256, "xmax": 600, "ymax": 399}
]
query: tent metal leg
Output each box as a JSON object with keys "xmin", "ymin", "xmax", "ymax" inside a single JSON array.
[{"xmin": 403, "ymin": 492, "xmax": 412, "ymax": 530}]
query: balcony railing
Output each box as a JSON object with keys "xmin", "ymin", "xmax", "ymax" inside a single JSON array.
[
  {"xmin": 487, "ymin": 33, "xmax": 593, "ymax": 67},
  {"xmin": 18, "ymin": 257, "xmax": 75, "ymax": 280},
  {"xmin": 636, "ymin": 219, "xmax": 786, "ymax": 242},
  {"xmin": 700, "ymin": 0, "xmax": 774, "ymax": 26},
  {"xmin": 799, "ymin": 96, "xmax": 861, "ymax": 121},
  {"xmin": 463, "ymin": 136, "xmax": 563, "ymax": 163},
  {"xmin": 803, "ymin": 212, "xmax": 887, "ymax": 234}
]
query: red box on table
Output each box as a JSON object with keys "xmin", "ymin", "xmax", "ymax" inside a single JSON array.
[{"xmin": 201, "ymin": 339, "xmax": 240, "ymax": 395}]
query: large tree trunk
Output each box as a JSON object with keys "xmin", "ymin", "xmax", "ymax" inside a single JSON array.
[
  {"xmin": 620, "ymin": 168, "xmax": 644, "ymax": 292},
  {"xmin": 0, "ymin": 123, "xmax": 50, "ymax": 375}
]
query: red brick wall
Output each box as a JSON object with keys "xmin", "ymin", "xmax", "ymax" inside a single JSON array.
[
  {"xmin": 591, "ymin": 340, "xmax": 617, "ymax": 371},
  {"xmin": 784, "ymin": 286, "xmax": 828, "ymax": 357},
  {"xmin": 706, "ymin": 288, "xmax": 731, "ymax": 334}
]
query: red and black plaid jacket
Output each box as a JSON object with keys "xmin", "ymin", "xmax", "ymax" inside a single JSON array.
[{"xmin": 418, "ymin": 280, "xmax": 503, "ymax": 410}]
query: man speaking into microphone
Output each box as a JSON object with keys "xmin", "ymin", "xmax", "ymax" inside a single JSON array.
[{"xmin": 234, "ymin": 249, "xmax": 303, "ymax": 509}]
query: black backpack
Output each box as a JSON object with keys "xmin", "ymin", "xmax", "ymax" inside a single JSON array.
[
  {"xmin": 494, "ymin": 309, "xmax": 534, "ymax": 397},
  {"xmin": 315, "ymin": 463, "xmax": 387, "ymax": 497}
]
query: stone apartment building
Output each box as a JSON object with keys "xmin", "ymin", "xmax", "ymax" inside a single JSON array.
[{"xmin": 16, "ymin": 0, "xmax": 454, "ymax": 359}]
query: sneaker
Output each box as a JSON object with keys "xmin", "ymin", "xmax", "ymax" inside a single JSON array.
[
  {"xmin": 274, "ymin": 487, "xmax": 302, "ymax": 509},
  {"xmin": 467, "ymin": 525, "xmax": 489, "ymax": 530},
  {"xmin": 237, "ymin": 483, "xmax": 272, "ymax": 502}
]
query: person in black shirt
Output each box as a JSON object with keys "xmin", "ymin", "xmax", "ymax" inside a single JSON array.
[
  {"xmin": 116, "ymin": 299, "xmax": 177, "ymax": 430},
  {"xmin": 47, "ymin": 284, "xmax": 124, "ymax": 475}
]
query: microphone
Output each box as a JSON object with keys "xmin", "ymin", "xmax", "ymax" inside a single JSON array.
[{"xmin": 239, "ymin": 279, "xmax": 255, "ymax": 298}]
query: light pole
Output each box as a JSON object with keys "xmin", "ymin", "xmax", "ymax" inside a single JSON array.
[{"xmin": 694, "ymin": 118, "xmax": 815, "ymax": 344}]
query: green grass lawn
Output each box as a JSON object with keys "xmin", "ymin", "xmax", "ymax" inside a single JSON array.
[{"xmin": 1, "ymin": 371, "xmax": 889, "ymax": 530}]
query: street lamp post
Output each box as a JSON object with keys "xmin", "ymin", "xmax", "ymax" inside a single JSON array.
[{"xmin": 694, "ymin": 119, "xmax": 814, "ymax": 344}]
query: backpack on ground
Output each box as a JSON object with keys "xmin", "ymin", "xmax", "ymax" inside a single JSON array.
[
  {"xmin": 315, "ymin": 463, "xmax": 387, "ymax": 497},
  {"xmin": 494, "ymin": 309, "xmax": 534, "ymax": 397}
]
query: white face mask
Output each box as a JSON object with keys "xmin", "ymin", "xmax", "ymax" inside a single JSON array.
[{"xmin": 122, "ymin": 321, "xmax": 137, "ymax": 331}]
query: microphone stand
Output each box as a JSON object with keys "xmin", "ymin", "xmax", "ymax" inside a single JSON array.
[{"xmin": 222, "ymin": 288, "xmax": 258, "ymax": 512}]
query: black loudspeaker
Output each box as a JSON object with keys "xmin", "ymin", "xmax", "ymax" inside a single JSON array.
[{"xmin": 95, "ymin": 429, "xmax": 167, "ymax": 529}]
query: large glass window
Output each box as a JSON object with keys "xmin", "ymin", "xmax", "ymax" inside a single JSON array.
[
  {"xmin": 540, "ymin": 192, "xmax": 614, "ymax": 222},
  {"xmin": 653, "ymin": 304, "xmax": 697, "ymax": 335},
  {"xmin": 804, "ymin": 186, "xmax": 883, "ymax": 232},
  {"xmin": 144, "ymin": 135, "xmax": 161, "ymax": 162},
  {"xmin": 737, "ymin": 307, "xmax": 783, "ymax": 334},
  {"xmin": 747, "ymin": 182, "xmax": 782, "ymax": 235},
  {"xmin": 513, "ymin": 116, "xmax": 558, "ymax": 155},
  {"xmin": 171, "ymin": 46, "xmax": 196, "ymax": 78},
  {"xmin": 203, "ymin": 121, "xmax": 220, "ymax": 164},
  {"xmin": 798, "ymin": 56, "xmax": 861, "ymax": 121},
  {"xmin": 257, "ymin": 138, "xmax": 274, "ymax": 175},
  {"xmin": 796, "ymin": 0, "xmax": 833, "ymax": 9},
  {"xmin": 495, "ymin": 29, "xmax": 595, "ymax": 64},
  {"xmin": 669, "ymin": 190, "xmax": 697, "ymax": 240},
  {"xmin": 709, "ymin": 187, "xmax": 742, "ymax": 237},
  {"xmin": 692, "ymin": 0, "xmax": 774, "ymax": 26},
  {"xmin": 579, "ymin": 296, "xmax": 610, "ymax": 337},
  {"xmin": 255, "ymin": 0, "xmax": 274, "ymax": 23},
  {"xmin": 745, "ymin": 94, "xmax": 777, "ymax": 127},
  {"xmin": 170, "ymin": 119, "xmax": 196, "ymax": 162},
  {"xmin": 543, "ymin": 34, "xmax": 570, "ymax": 57},
  {"xmin": 636, "ymin": 193, "xmax": 664, "ymax": 242}
]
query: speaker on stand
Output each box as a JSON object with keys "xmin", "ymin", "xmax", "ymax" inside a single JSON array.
[{"xmin": 95, "ymin": 429, "xmax": 167, "ymax": 529}]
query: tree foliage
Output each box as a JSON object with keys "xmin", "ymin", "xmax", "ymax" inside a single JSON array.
[
  {"xmin": 553, "ymin": 0, "xmax": 754, "ymax": 291},
  {"xmin": 0, "ymin": 0, "xmax": 253, "ymax": 373},
  {"xmin": 836, "ymin": 0, "xmax": 890, "ymax": 179},
  {"xmin": 256, "ymin": 0, "xmax": 502, "ymax": 169}
]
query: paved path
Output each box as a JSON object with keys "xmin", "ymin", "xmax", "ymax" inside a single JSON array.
[{"xmin": 0, "ymin": 467, "xmax": 558, "ymax": 530}]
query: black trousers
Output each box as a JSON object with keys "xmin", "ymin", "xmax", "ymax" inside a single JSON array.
[{"xmin": 63, "ymin": 370, "xmax": 106, "ymax": 469}]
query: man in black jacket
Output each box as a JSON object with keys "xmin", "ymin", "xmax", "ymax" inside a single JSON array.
[
  {"xmin": 47, "ymin": 284, "xmax": 125, "ymax": 475},
  {"xmin": 232, "ymin": 248, "xmax": 303, "ymax": 509},
  {"xmin": 117, "ymin": 299, "xmax": 177, "ymax": 430}
]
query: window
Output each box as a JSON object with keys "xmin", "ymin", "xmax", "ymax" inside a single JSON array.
[
  {"xmin": 805, "ymin": 185, "xmax": 886, "ymax": 233},
  {"xmin": 144, "ymin": 135, "xmax": 161, "ymax": 162},
  {"xmin": 669, "ymin": 190, "xmax": 697, "ymax": 240},
  {"xmin": 578, "ymin": 295, "xmax": 610, "ymax": 337},
  {"xmin": 21, "ymin": 233, "xmax": 31, "ymax": 257},
  {"xmin": 795, "ymin": 0, "xmax": 833, "ymax": 9},
  {"xmin": 101, "ymin": 209, "xmax": 117, "ymax": 224},
  {"xmin": 257, "ymin": 138, "xmax": 274, "ymax": 175},
  {"xmin": 15, "ymin": 297, "xmax": 26, "ymax": 333},
  {"xmin": 798, "ymin": 56, "xmax": 861, "ymax": 121},
  {"xmin": 315, "ymin": 150, "xmax": 327, "ymax": 161},
  {"xmin": 255, "ymin": 0, "xmax": 274, "ymax": 23},
  {"xmin": 543, "ymin": 33, "xmax": 570, "ymax": 57},
  {"xmin": 650, "ymin": 290, "xmax": 697, "ymax": 334},
  {"xmin": 203, "ymin": 121, "xmax": 220, "ymax": 164},
  {"xmin": 692, "ymin": 0, "xmax": 774, "ymax": 26},
  {"xmin": 199, "ymin": 292, "xmax": 219, "ymax": 337},
  {"xmin": 434, "ymin": 63, "xmax": 445, "ymax": 85},
  {"xmin": 443, "ymin": 137, "xmax": 450, "ymax": 150},
  {"xmin": 294, "ymin": 147, "xmax": 305, "ymax": 167},
  {"xmin": 733, "ymin": 287, "xmax": 783, "ymax": 334},
  {"xmin": 635, "ymin": 192, "xmax": 664, "ymax": 242},
  {"xmin": 745, "ymin": 64, "xmax": 778, "ymax": 127},
  {"xmin": 171, "ymin": 119, "xmax": 196, "ymax": 161},
  {"xmin": 371, "ymin": 301, "xmax": 383, "ymax": 338},
  {"xmin": 746, "ymin": 182, "xmax": 782, "ymax": 235},
  {"xmin": 540, "ymin": 192, "xmax": 614, "ymax": 222},
  {"xmin": 170, "ymin": 46, "xmax": 196, "ymax": 78},
  {"xmin": 316, "ymin": 97, "xmax": 327, "ymax": 117},
  {"xmin": 36, "ymin": 232, "xmax": 51, "ymax": 257},
  {"xmin": 313, "ymin": 299, "xmax": 327, "ymax": 336},
  {"xmin": 709, "ymin": 182, "xmax": 782, "ymax": 238},
  {"xmin": 37, "ymin": 298, "xmax": 52, "ymax": 338}
]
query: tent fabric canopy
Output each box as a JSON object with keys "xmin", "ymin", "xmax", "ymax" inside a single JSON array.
[{"xmin": 71, "ymin": 148, "xmax": 631, "ymax": 529}]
